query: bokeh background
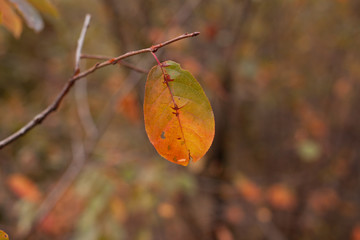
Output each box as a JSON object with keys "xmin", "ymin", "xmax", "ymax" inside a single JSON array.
[{"xmin": 1, "ymin": 0, "xmax": 360, "ymax": 239}]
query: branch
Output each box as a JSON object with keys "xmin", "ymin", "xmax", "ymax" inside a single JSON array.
[
  {"xmin": 75, "ymin": 14, "xmax": 91, "ymax": 73},
  {"xmin": 75, "ymin": 79, "xmax": 98, "ymax": 138},
  {"xmin": 74, "ymin": 15, "xmax": 98, "ymax": 139},
  {"xmin": 0, "ymin": 31, "xmax": 200, "ymax": 150},
  {"xmin": 81, "ymin": 54, "xmax": 148, "ymax": 73},
  {"xmin": 22, "ymin": 135, "xmax": 87, "ymax": 240}
]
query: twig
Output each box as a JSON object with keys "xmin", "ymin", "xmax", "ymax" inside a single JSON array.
[
  {"xmin": 96, "ymin": 65, "xmax": 144, "ymax": 137},
  {"xmin": 0, "ymin": 31, "xmax": 200, "ymax": 150},
  {"xmin": 81, "ymin": 54, "xmax": 148, "ymax": 73},
  {"xmin": 118, "ymin": 61, "xmax": 148, "ymax": 74},
  {"xmin": 80, "ymin": 54, "xmax": 110, "ymax": 60},
  {"xmin": 74, "ymin": 14, "xmax": 98, "ymax": 138},
  {"xmin": 149, "ymin": 31, "xmax": 199, "ymax": 52},
  {"xmin": 74, "ymin": 20, "xmax": 99, "ymax": 139},
  {"xmin": 75, "ymin": 14, "xmax": 91, "ymax": 73}
]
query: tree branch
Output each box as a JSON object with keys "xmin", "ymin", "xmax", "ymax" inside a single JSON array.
[
  {"xmin": 74, "ymin": 14, "xmax": 91, "ymax": 73},
  {"xmin": 0, "ymin": 31, "xmax": 200, "ymax": 150},
  {"xmin": 81, "ymin": 54, "xmax": 148, "ymax": 73},
  {"xmin": 74, "ymin": 14, "xmax": 98, "ymax": 139}
]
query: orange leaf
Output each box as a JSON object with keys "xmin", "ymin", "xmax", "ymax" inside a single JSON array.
[
  {"xmin": 0, "ymin": 230, "xmax": 9, "ymax": 240},
  {"xmin": 235, "ymin": 176, "xmax": 262, "ymax": 204},
  {"xmin": 7, "ymin": 173, "xmax": 42, "ymax": 203},
  {"xmin": 0, "ymin": 0, "xmax": 23, "ymax": 38},
  {"xmin": 157, "ymin": 202, "xmax": 175, "ymax": 219},
  {"xmin": 267, "ymin": 184, "xmax": 296, "ymax": 211},
  {"xmin": 144, "ymin": 60, "xmax": 215, "ymax": 166}
]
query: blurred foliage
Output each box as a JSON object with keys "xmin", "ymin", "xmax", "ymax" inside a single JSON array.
[
  {"xmin": 0, "ymin": 0, "xmax": 58, "ymax": 38},
  {"xmin": 1, "ymin": 0, "xmax": 360, "ymax": 239}
]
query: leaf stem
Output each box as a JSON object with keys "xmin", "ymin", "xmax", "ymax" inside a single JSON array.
[{"xmin": 150, "ymin": 51, "xmax": 161, "ymax": 66}]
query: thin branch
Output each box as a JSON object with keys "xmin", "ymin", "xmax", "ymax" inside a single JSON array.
[
  {"xmin": 74, "ymin": 14, "xmax": 98, "ymax": 138},
  {"xmin": 0, "ymin": 31, "xmax": 200, "ymax": 150},
  {"xmin": 81, "ymin": 54, "xmax": 148, "ymax": 73},
  {"xmin": 22, "ymin": 134, "xmax": 87, "ymax": 240},
  {"xmin": 149, "ymin": 31, "xmax": 199, "ymax": 52},
  {"xmin": 75, "ymin": 79, "xmax": 98, "ymax": 138},
  {"xmin": 80, "ymin": 54, "xmax": 110, "ymax": 60},
  {"xmin": 96, "ymin": 67, "xmax": 144, "ymax": 137},
  {"xmin": 119, "ymin": 60, "xmax": 148, "ymax": 74},
  {"xmin": 75, "ymin": 14, "xmax": 91, "ymax": 73}
]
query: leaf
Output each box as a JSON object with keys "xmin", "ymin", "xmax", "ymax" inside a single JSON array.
[
  {"xmin": 0, "ymin": 230, "xmax": 9, "ymax": 240},
  {"xmin": 7, "ymin": 173, "xmax": 43, "ymax": 203},
  {"xmin": 144, "ymin": 60, "xmax": 215, "ymax": 166},
  {"xmin": 267, "ymin": 184, "xmax": 296, "ymax": 211},
  {"xmin": 27, "ymin": 0, "xmax": 59, "ymax": 17},
  {"xmin": 0, "ymin": 0, "xmax": 23, "ymax": 38},
  {"xmin": 8, "ymin": 0, "xmax": 44, "ymax": 32},
  {"xmin": 235, "ymin": 175, "xmax": 262, "ymax": 204}
]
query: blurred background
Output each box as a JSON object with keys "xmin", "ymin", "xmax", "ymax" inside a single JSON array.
[{"xmin": 1, "ymin": 0, "xmax": 360, "ymax": 239}]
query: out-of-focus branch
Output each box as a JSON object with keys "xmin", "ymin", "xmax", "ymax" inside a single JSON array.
[
  {"xmin": 75, "ymin": 79, "xmax": 98, "ymax": 138},
  {"xmin": 96, "ymin": 62, "xmax": 144, "ymax": 138},
  {"xmin": 0, "ymin": 31, "xmax": 200, "ymax": 150},
  {"xmin": 22, "ymin": 134, "xmax": 87, "ymax": 240}
]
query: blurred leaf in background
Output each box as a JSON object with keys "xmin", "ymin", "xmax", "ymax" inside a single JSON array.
[{"xmin": 0, "ymin": 0, "xmax": 57, "ymax": 38}]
